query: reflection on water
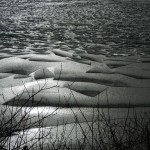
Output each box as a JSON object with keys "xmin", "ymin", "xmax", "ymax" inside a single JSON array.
[{"xmin": 0, "ymin": 0, "xmax": 150, "ymax": 56}]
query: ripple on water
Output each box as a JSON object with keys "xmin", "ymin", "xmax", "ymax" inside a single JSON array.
[{"xmin": 0, "ymin": 0, "xmax": 150, "ymax": 55}]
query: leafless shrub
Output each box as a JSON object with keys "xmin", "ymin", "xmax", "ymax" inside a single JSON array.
[{"xmin": 0, "ymin": 69, "xmax": 150, "ymax": 150}]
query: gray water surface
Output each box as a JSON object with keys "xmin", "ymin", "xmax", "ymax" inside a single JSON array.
[{"xmin": 0, "ymin": 0, "xmax": 150, "ymax": 56}]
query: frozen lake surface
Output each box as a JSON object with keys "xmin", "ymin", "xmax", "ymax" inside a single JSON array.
[{"xmin": 0, "ymin": 0, "xmax": 150, "ymax": 149}]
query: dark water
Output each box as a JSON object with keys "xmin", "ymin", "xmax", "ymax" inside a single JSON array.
[{"xmin": 0, "ymin": 0, "xmax": 150, "ymax": 56}]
